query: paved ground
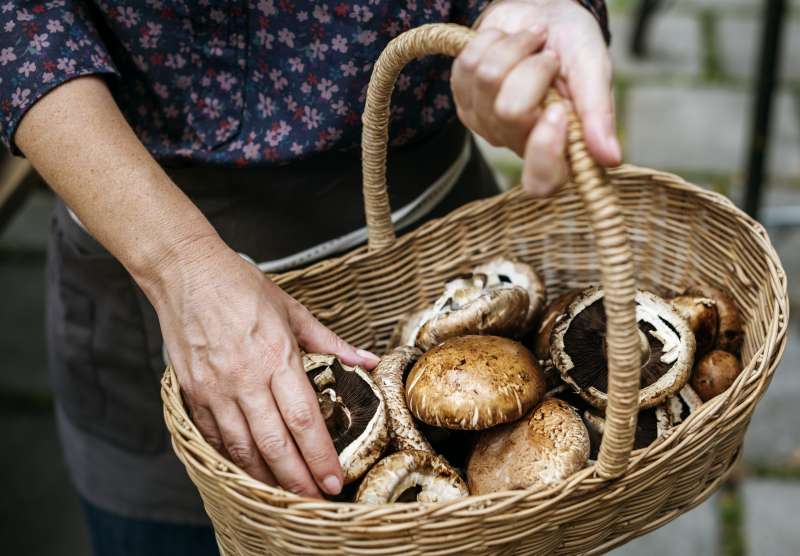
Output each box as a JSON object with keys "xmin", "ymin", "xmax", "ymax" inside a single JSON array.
[{"xmin": 1, "ymin": 1, "xmax": 798, "ymax": 555}]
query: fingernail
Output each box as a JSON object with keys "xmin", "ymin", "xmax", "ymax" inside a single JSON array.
[
  {"xmin": 322, "ymin": 475, "xmax": 342, "ymax": 495},
  {"xmin": 545, "ymin": 102, "xmax": 565, "ymax": 125},
  {"xmin": 356, "ymin": 348, "xmax": 380, "ymax": 364}
]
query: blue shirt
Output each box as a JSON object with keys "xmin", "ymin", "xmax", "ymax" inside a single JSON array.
[{"xmin": 0, "ymin": 1, "xmax": 608, "ymax": 166}]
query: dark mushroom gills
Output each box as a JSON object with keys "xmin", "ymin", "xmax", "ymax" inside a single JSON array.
[{"xmin": 303, "ymin": 354, "xmax": 389, "ymax": 484}]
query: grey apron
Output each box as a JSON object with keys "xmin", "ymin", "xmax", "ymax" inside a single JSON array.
[{"xmin": 46, "ymin": 122, "xmax": 500, "ymax": 524}]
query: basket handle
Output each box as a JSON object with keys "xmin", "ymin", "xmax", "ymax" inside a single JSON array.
[{"xmin": 362, "ymin": 23, "xmax": 641, "ymax": 480}]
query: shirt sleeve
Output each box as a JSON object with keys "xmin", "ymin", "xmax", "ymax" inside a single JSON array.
[
  {"xmin": 575, "ymin": 0, "xmax": 611, "ymax": 44},
  {"xmin": 0, "ymin": 1, "xmax": 120, "ymax": 154}
]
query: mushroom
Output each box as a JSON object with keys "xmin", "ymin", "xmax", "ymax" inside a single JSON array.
[
  {"xmin": 582, "ymin": 384, "xmax": 703, "ymax": 454},
  {"xmin": 303, "ymin": 354, "xmax": 389, "ymax": 484},
  {"xmin": 372, "ymin": 346, "xmax": 433, "ymax": 453},
  {"xmin": 386, "ymin": 306, "xmax": 429, "ymax": 350},
  {"xmin": 406, "ymin": 335, "xmax": 547, "ymax": 430},
  {"xmin": 472, "ymin": 256, "xmax": 546, "ymax": 331},
  {"xmin": 354, "ymin": 450, "xmax": 468, "ymax": 504},
  {"xmin": 582, "ymin": 404, "xmax": 671, "ymax": 451},
  {"xmin": 684, "ymin": 285, "xmax": 744, "ymax": 354},
  {"xmin": 414, "ymin": 273, "xmax": 530, "ymax": 351},
  {"xmin": 690, "ymin": 349, "xmax": 743, "ymax": 401},
  {"xmin": 551, "ymin": 287, "xmax": 696, "ymax": 410},
  {"xmin": 664, "ymin": 384, "xmax": 704, "ymax": 424},
  {"xmin": 670, "ymin": 295, "xmax": 719, "ymax": 357},
  {"xmin": 467, "ymin": 398, "xmax": 590, "ymax": 495},
  {"xmin": 532, "ymin": 289, "xmax": 582, "ymax": 388}
]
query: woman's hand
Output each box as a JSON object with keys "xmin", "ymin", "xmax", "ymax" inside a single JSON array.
[
  {"xmin": 452, "ymin": 0, "xmax": 620, "ymax": 196},
  {"xmin": 149, "ymin": 237, "xmax": 379, "ymax": 498}
]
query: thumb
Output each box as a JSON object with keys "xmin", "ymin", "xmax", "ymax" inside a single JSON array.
[{"xmin": 288, "ymin": 303, "xmax": 380, "ymax": 369}]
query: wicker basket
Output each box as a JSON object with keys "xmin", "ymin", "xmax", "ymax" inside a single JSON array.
[{"xmin": 161, "ymin": 24, "xmax": 790, "ymax": 555}]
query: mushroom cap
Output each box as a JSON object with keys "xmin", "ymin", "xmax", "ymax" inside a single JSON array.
[
  {"xmin": 303, "ymin": 354, "xmax": 389, "ymax": 484},
  {"xmin": 684, "ymin": 286, "xmax": 744, "ymax": 354},
  {"xmin": 665, "ymin": 384, "xmax": 704, "ymax": 424},
  {"xmin": 552, "ymin": 287, "xmax": 696, "ymax": 410},
  {"xmin": 406, "ymin": 335, "xmax": 546, "ymax": 430},
  {"xmin": 467, "ymin": 398, "xmax": 590, "ymax": 495},
  {"xmin": 415, "ymin": 274, "xmax": 530, "ymax": 351},
  {"xmin": 582, "ymin": 384, "xmax": 703, "ymax": 455},
  {"xmin": 690, "ymin": 349, "xmax": 743, "ymax": 401},
  {"xmin": 670, "ymin": 295, "xmax": 719, "ymax": 357},
  {"xmin": 354, "ymin": 450, "xmax": 468, "ymax": 504},
  {"xmin": 372, "ymin": 346, "xmax": 432, "ymax": 453},
  {"xmin": 534, "ymin": 289, "xmax": 583, "ymax": 363},
  {"xmin": 386, "ymin": 307, "xmax": 429, "ymax": 350},
  {"xmin": 583, "ymin": 403, "xmax": 672, "ymax": 451},
  {"xmin": 473, "ymin": 257, "xmax": 546, "ymax": 330}
]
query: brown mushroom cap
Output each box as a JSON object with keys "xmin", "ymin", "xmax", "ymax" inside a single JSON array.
[
  {"xmin": 415, "ymin": 273, "xmax": 530, "ymax": 351},
  {"xmin": 684, "ymin": 285, "xmax": 744, "ymax": 354},
  {"xmin": 303, "ymin": 354, "xmax": 389, "ymax": 484},
  {"xmin": 467, "ymin": 398, "xmax": 589, "ymax": 494},
  {"xmin": 406, "ymin": 335, "xmax": 546, "ymax": 430},
  {"xmin": 552, "ymin": 287, "xmax": 696, "ymax": 410},
  {"xmin": 473, "ymin": 257, "xmax": 546, "ymax": 331},
  {"xmin": 372, "ymin": 346, "xmax": 432, "ymax": 453},
  {"xmin": 670, "ymin": 296, "xmax": 719, "ymax": 357},
  {"xmin": 691, "ymin": 350, "xmax": 743, "ymax": 401},
  {"xmin": 354, "ymin": 450, "xmax": 468, "ymax": 504}
]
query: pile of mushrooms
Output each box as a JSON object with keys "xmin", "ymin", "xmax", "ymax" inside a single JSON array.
[
  {"xmin": 539, "ymin": 284, "xmax": 745, "ymax": 457},
  {"xmin": 299, "ymin": 259, "xmax": 746, "ymax": 504}
]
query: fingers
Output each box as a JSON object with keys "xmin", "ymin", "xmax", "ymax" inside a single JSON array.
[
  {"xmin": 452, "ymin": 28, "xmax": 548, "ymax": 147},
  {"xmin": 211, "ymin": 400, "xmax": 277, "ymax": 486},
  {"xmin": 522, "ymin": 102, "xmax": 569, "ymax": 197},
  {"xmin": 566, "ymin": 51, "xmax": 621, "ymax": 166},
  {"xmin": 287, "ymin": 300, "xmax": 380, "ymax": 370},
  {"xmin": 268, "ymin": 347, "xmax": 344, "ymax": 496},
  {"xmin": 494, "ymin": 50, "xmax": 560, "ymax": 154},
  {"xmin": 471, "ymin": 29, "xmax": 546, "ymax": 121},
  {"xmin": 189, "ymin": 403, "xmax": 225, "ymax": 453},
  {"xmin": 452, "ymin": 28, "xmax": 506, "ymax": 114},
  {"xmin": 238, "ymin": 388, "xmax": 327, "ymax": 497}
]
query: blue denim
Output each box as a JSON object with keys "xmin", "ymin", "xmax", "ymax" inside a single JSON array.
[{"xmin": 81, "ymin": 500, "xmax": 219, "ymax": 556}]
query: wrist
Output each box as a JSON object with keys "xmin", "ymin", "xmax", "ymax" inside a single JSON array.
[{"xmin": 128, "ymin": 223, "xmax": 230, "ymax": 300}]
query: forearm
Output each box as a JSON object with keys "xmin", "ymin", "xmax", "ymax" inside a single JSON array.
[{"xmin": 14, "ymin": 76, "xmax": 224, "ymax": 290}]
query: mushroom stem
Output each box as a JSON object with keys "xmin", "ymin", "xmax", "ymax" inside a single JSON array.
[
  {"xmin": 318, "ymin": 390, "xmax": 351, "ymax": 434},
  {"xmin": 373, "ymin": 346, "xmax": 433, "ymax": 453},
  {"xmin": 354, "ymin": 450, "xmax": 468, "ymax": 504}
]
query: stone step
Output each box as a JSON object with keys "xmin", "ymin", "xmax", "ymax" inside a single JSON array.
[{"xmin": 742, "ymin": 478, "xmax": 800, "ymax": 556}]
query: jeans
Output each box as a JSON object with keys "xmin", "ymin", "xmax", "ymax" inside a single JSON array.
[{"xmin": 81, "ymin": 500, "xmax": 220, "ymax": 556}]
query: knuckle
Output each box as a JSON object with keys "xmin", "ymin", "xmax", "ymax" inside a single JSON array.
[
  {"xmin": 284, "ymin": 402, "xmax": 317, "ymax": 433},
  {"xmin": 541, "ymin": 50, "xmax": 560, "ymax": 70},
  {"xmin": 283, "ymin": 479, "xmax": 315, "ymax": 497},
  {"xmin": 226, "ymin": 442, "xmax": 255, "ymax": 468},
  {"xmin": 303, "ymin": 447, "xmax": 336, "ymax": 470},
  {"xmin": 476, "ymin": 63, "xmax": 502, "ymax": 88},
  {"xmin": 254, "ymin": 430, "xmax": 290, "ymax": 458}
]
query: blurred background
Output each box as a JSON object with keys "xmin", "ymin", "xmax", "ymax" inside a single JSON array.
[{"xmin": 1, "ymin": 0, "xmax": 797, "ymax": 554}]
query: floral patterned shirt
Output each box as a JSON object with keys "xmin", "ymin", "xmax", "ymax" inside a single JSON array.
[{"xmin": 0, "ymin": 1, "xmax": 608, "ymax": 166}]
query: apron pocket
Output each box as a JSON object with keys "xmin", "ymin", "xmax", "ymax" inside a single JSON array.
[{"xmin": 48, "ymin": 209, "xmax": 166, "ymax": 455}]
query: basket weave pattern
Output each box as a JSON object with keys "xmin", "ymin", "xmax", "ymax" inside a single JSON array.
[{"xmin": 161, "ymin": 24, "xmax": 789, "ymax": 556}]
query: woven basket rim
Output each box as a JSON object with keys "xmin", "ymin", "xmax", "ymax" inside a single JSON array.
[{"xmin": 161, "ymin": 164, "xmax": 790, "ymax": 515}]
